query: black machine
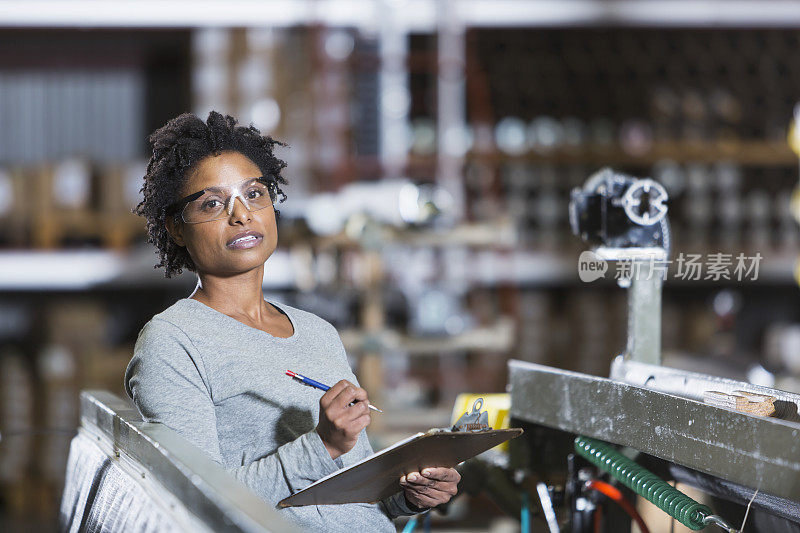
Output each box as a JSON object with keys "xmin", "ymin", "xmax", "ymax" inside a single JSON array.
[{"xmin": 569, "ymin": 167, "xmax": 670, "ymax": 253}]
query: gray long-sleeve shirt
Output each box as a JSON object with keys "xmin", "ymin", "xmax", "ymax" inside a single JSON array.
[{"xmin": 124, "ymin": 297, "xmax": 417, "ymax": 532}]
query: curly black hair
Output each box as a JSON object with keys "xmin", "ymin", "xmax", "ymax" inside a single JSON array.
[{"xmin": 133, "ymin": 111, "xmax": 288, "ymax": 278}]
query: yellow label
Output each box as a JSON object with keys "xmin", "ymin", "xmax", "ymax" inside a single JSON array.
[{"xmin": 451, "ymin": 393, "xmax": 512, "ymax": 453}]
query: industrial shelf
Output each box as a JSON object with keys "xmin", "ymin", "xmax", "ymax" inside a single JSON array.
[
  {"xmin": 0, "ymin": 246, "xmax": 794, "ymax": 291},
  {"xmin": 466, "ymin": 140, "xmax": 798, "ymax": 167}
]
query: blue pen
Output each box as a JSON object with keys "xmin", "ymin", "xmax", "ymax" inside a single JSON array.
[{"xmin": 286, "ymin": 370, "xmax": 383, "ymax": 413}]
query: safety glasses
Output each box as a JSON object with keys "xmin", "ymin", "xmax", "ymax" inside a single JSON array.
[{"xmin": 166, "ymin": 176, "xmax": 275, "ymax": 224}]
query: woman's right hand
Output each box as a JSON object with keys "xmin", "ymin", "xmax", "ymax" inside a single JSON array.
[{"xmin": 316, "ymin": 380, "xmax": 372, "ymax": 460}]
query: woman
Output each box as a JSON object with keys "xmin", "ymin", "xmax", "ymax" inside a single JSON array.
[{"xmin": 124, "ymin": 111, "xmax": 460, "ymax": 532}]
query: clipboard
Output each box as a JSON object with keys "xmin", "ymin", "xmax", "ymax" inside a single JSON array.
[{"xmin": 278, "ymin": 427, "xmax": 523, "ymax": 507}]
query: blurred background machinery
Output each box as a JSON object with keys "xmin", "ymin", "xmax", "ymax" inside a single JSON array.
[{"xmin": 2, "ymin": 1, "xmax": 800, "ymax": 531}]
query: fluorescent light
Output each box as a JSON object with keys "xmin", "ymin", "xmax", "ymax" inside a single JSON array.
[{"xmin": 2, "ymin": 1, "xmax": 800, "ymax": 28}]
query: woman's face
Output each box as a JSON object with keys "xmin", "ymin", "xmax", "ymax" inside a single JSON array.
[{"xmin": 166, "ymin": 150, "xmax": 278, "ymax": 276}]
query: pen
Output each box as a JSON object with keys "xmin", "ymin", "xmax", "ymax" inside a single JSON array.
[{"xmin": 285, "ymin": 370, "xmax": 383, "ymax": 413}]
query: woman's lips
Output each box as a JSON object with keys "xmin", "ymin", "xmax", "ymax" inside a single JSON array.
[{"xmin": 226, "ymin": 231, "xmax": 263, "ymax": 249}]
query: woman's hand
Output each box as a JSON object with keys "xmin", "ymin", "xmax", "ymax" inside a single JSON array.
[
  {"xmin": 400, "ymin": 467, "xmax": 460, "ymax": 510},
  {"xmin": 316, "ymin": 380, "xmax": 371, "ymax": 460}
]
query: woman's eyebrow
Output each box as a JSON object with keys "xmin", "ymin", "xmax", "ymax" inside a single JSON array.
[{"xmin": 203, "ymin": 177, "xmax": 262, "ymax": 194}]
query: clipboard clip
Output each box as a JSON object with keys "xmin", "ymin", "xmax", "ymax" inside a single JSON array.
[{"xmin": 452, "ymin": 397, "xmax": 492, "ymax": 432}]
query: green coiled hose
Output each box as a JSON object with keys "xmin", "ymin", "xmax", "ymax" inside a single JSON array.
[{"xmin": 574, "ymin": 435, "xmax": 713, "ymax": 530}]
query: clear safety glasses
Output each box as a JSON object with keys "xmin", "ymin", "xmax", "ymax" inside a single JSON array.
[{"xmin": 166, "ymin": 176, "xmax": 275, "ymax": 224}]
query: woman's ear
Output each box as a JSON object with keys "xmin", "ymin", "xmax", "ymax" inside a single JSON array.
[{"xmin": 165, "ymin": 216, "xmax": 186, "ymax": 247}]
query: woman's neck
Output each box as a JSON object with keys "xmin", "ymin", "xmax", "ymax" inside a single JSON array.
[{"xmin": 189, "ymin": 266, "xmax": 268, "ymax": 319}]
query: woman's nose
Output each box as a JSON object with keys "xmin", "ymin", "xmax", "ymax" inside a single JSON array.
[{"xmin": 227, "ymin": 196, "xmax": 252, "ymax": 223}]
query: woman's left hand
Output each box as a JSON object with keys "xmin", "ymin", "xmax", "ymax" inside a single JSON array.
[{"xmin": 399, "ymin": 467, "xmax": 460, "ymax": 510}]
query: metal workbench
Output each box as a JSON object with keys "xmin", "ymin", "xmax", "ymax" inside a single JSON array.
[{"xmin": 508, "ymin": 359, "xmax": 800, "ymax": 503}]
